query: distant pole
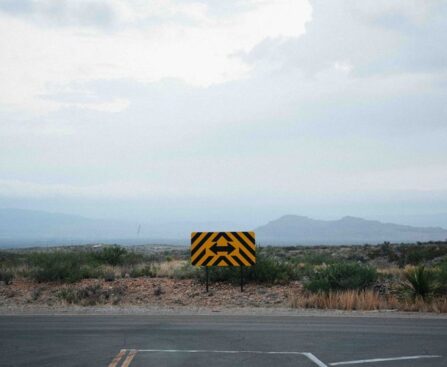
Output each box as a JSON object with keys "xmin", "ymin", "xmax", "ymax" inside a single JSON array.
[
  {"xmin": 240, "ymin": 266, "xmax": 244, "ymax": 292},
  {"xmin": 205, "ymin": 267, "xmax": 209, "ymax": 293}
]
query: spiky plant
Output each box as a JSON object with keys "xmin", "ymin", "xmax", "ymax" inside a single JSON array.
[{"xmin": 404, "ymin": 266, "xmax": 434, "ymax": 300}]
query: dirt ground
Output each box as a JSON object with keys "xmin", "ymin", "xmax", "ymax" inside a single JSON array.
[{"xmin": 0, "ymin": 277, "xmax": 302, "ymax": 309}]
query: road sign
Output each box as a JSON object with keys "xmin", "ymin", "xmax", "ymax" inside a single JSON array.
[{"xmin": 191, "ymin": 231, "xmax": 256, "ymax": 267}]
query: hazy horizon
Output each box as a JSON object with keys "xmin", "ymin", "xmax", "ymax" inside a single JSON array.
[
  {"xmin": 1, "ymin": 1, "xmax": 447, "ymax": 226},
  {"xmin": 2, "ymin": 207, "xmax": 447, "ymax": 249},
  {"xmin": 3, "ymin": 206, "xmax": 447, "ymax": 229}
]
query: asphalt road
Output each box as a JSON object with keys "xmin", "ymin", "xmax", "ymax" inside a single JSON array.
[{"xmin": 0, "ymin": 314, "xmax": 446, "ymax": 367}]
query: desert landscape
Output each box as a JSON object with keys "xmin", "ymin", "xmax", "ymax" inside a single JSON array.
[{"xmin": 1, "ymin": 242, "xmax": 446, "ymax": 314}]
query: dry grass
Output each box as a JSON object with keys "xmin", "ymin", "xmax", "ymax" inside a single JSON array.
[
  {"xmin": 290, "ymin": 290, "xmax": 447, "ymax": 313},
  {"xmin": 397, "ymin": 297, "xmax": 447, "ymax": 313},
  {"xmin": 291, "ymin": 290, "xmax": 390, "ymax": 310},
  {"xmin": 154, "ymin": 260, "xmax": 187, "ymax": 278},
  {"xmin": 377, "ymin": 267, "xmax": 404, "ymax": 278}
]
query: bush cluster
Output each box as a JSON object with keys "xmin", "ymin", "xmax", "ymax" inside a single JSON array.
[
  {"xmin": 129, "ymin": 264, "xmax": 157, "ymax": 278},
  {"xmin": 0, "ymin": 269, "xmax": 14, "ymax": 285},
  {"xmin": 437, "ymin": 261, "xmax": 447, "ymax": 295},
  {"xmin": 57, "ymin": 284, "xmax": 125, "ymax": 305},
  {"xmin": 378, "ymin": 242, "xmax": 447, "ymax": 267},
  {"xmin": 194, "ymin": 249, "xmax": 307, "ymax": 284},
  {"xmin": 24, "ymin": 246, "xmax": 152, "ymax": 283},
  {"xmin": 27, "ymin": 252, "xmax": 95, "ymax": 283},
  {"xmin": 1, "ymin": 243, "xmax": 446, "ymax": 294},
  {"xmin": 305, "ymin": 263, "xmax": 378, "ymax": 293}
]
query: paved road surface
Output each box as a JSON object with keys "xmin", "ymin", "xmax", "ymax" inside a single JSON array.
[{"xmin": 0, "ymin": 314, "xmax": 446, "ymax": 367}]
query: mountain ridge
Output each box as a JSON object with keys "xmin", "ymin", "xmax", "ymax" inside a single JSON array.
[
  {"xmin": 255, "ymin": 214, "xmax": 447, "ymax": 245},
  {"xmin": 1, "ymin": 208, "xmax": 447, "ymax": 247}
]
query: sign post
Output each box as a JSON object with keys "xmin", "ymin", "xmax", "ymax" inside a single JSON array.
[
  {"xmin": 240, "ymin": 266, "xmax": 244, "ymax": 292},
  {"xmin": 191, "ymin": 231, "xmax": 256, "ymax": 293}
]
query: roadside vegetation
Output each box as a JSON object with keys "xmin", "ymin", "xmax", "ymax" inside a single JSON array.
[{"xmin": 1, "ymin": 242, "xmax": 446, "ymax": 312}]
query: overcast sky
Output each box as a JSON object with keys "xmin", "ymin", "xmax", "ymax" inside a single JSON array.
[{"xmin": 0, "ymin": 0, "xmax": 446, "ymax": 225}]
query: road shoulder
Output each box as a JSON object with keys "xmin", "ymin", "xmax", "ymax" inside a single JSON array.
[{"xmin": 1, "ymin": 304, "xmax": 447, "ymax": 319}]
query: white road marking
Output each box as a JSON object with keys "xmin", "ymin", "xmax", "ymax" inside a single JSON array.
[
  {"xmin": 330, "ymin": 355, "xmax": 442, "ymax": 365},
  {"xmin": 138, "ymin": 349, "xmax": 302, "ymax": 354},
  {"xmin": 303, "ymin": 352, "xmax": 329, "ymax": 367},
  {"xmin": 137, "ymin": 349, "xmax": 328, "ymax": 366}
]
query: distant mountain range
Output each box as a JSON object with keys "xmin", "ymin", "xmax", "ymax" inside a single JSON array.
[
  {"xmin": 0, "ymin": 208, "xmax": 242, "ymax": 247},
  {"xmin": 1, "ymin": 208, "xmax": 447, "ymax": 247},
  {"xmin": 0, "ymin": 208, "xmax": 139, "ymax": 247},
  {"xmin": 255, "ymin": 215, "xmax": 447, "ymax": 245}
]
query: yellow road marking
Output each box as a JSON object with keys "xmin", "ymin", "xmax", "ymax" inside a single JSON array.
[
  {"xmin": 121, "ymin": 349, "xmax": 138, "ymax": 367},
  {"xmin": 108, "ymin": 349, "xmax": 126, "ymax": 367}
]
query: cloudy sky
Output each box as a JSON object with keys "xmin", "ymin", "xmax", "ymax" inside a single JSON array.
[{"xmin": 0, "ymin": 0, "xmax": 446, "ymax": 225}]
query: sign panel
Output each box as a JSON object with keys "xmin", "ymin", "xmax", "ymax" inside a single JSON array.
[{"xmin": 191, "ymin": 231, "xmax": 256, "ymax": 267}]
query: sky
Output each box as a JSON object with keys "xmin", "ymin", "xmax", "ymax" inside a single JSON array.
[{"xmin": 0, "ymin": 0, "xmax": 447, "ymax": 226}]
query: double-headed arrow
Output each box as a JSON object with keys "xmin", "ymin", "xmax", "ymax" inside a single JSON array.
[{"xmin": 210, "ymin": 242, "xmax": 235, "ymax": 255}]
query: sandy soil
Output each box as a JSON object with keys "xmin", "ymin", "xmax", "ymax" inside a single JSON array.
[
  {"xmin": 0, "ymin": 277, "xmax": 300, "ymax": 308},
  {"xmin": 2, "ymin": 278, "xmax": 447, "ymax": 318}
]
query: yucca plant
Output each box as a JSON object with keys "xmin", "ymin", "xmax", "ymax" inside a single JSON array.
[{"xmin": 403, "ymin": 266, "xmax": 435, "ymax": 300}]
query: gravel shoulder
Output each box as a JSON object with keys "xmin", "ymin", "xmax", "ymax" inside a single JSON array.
[
  {"xmin": 1, "ymin": 304, "xmax": 447, "ymax": 319},
  {"xmin": 2, "ymin": 277, "xmax": 447, "ymax": 319}
]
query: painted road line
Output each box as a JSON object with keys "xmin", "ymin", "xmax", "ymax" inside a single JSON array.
[
  {"xmin": 303, "ymin": 353, "xmax": 329, "ymax": 367},
  {"xmin": 121, "ymin": 349, "xmax": 138, "ymax": 367},
  {"xmin": 137, "ymin": 349, "xmax": 328, "ymax": 367},
  {"xmin": 108, "ymin": 349, "xmax": 127, "ymax": 367},
  {"xmin": 330, "ymin": 355, "xmax": 442, "ymax": 366},
  {"xmin": 138, "ymin": 349, "xmax": 303, "ymax": 354}
]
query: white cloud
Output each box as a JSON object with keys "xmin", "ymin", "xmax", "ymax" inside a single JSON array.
[
  {"xmin": 61, "ymin": 97, "xmax": 130, "ymax": 112},
  {"xmin": 1, "ymin": 0, "xmax": 446, "ymax": 221},
  {"xmin": 333, "ymin": 61, "xmax": 352, "ymax": 73},
  {"xmin": 0, "ymin": 0, "xmax": 311, "ymax": 115},
  {"xmin": 349, "ymin": 0, "xmax": 438, "ymax": 27},
  {"xmin": 0, "ymin": 178, "xmax": 179, "ymax": 199}
]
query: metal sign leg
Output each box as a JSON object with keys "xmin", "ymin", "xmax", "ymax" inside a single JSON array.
[
  {"xmin": 240, "ymin": 266, "xmax": 244, "ymax": 292},
  {"xmin": 205, "ymin": 267, "xmax": 209, "ymax": 293}
]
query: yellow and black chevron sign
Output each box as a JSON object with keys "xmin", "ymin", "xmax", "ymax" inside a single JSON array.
[{"xmin": 191, "ymin": 231, "xmax": 256, "ymax": 267}]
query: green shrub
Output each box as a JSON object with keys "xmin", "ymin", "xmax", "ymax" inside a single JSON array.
[
  {"xmin": 57, "ymin": 284, "xmax": 125, "ymax": 305},
  {"xmin": 57, "ymin": 288, "xmax": 77, "ymax": 303},
  {"xmin": 31, "ymin": 287, "xmax": 42, "ymax": 301},
  {"xmin": 196, "ymin": 250, "xmax": 302, "ymax": 284},
  {"xmin": 294, "ymin": 252, "xmax": 336, "ymax": 265},
  {"xmin": 380, "ymin": 242, "xmax": 399, "ymax": 263},
  {"xmin": 129, "ymin": 264, "xmax": 157, "ymax": 278},
  {"xmin": 404, "ymin": 247, "xmax": 432, "ymax": 265},
  {"xmin": 402, "ymin": 266, "xmax": 435, "ymax": 300},
  {"xmin": 305, "ymin": 263, "xmax": 378, "ymax": 293},
  {"xmin": 103, "ymin": 272, "xmax": 116, "ymax": 282},
  {"xmin": 0, "ymin": 251, "xmax": 23, "ymax": 267},
  {"xmin": 74, "ymin": 284, "xmax": 104, "ymax": 305},
  {"xmin": 250, "ymin": 253, "xmax": 299, "ymax": 283},
  {"xmin": 201, "ymin": 266, "xmax": 241, "ymax": 283},
  {"xmin": 173, "ymin": 263, "xmax": 199, "ymax": 279},
  {"xmin": 28, "ymin": 252, "xmax": 87, "ymax": 283},
  {"xmin": 26, "ymin": 251, "xmax": 106, "ymax": 283},
  {"xmin": 435, "ymin": 261, "xmax": 447, "ymax": 295},
  {"xmin": 0, "ymin": 269, "xmax": 14, "ymax": 285},
  {"xmin": 394, "ymin": 245, "xmax": 447, "ymax": 266},
  {"xmin": 21, "ymin": 247, "xmax": 148, "ymax": 283},
  {"xmin": 93, "ymin": 246, "xmax": 128, "ymax": 266}
]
